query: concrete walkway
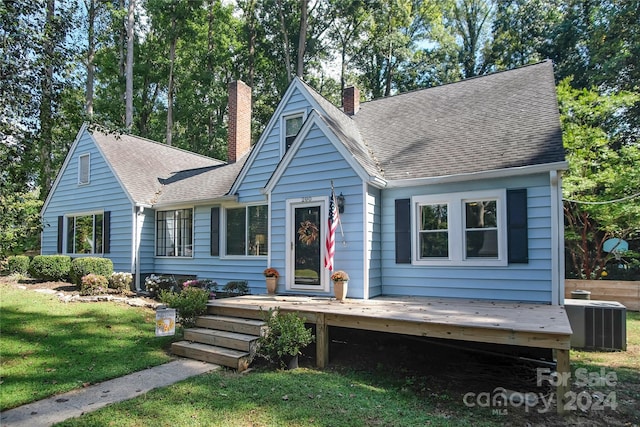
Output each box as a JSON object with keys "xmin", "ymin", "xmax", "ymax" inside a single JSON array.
[{"xmin": 0, "ymin": 359, "xmax": 219, "ymax": 427}]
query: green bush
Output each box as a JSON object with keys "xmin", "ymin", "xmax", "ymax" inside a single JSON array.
[
  {"xmin": 258, "ymin": 308, "xmax": 314, "ymax": 368},
  {"xmin": 70, "ymin": 257, "xmax": 113, "ymax": 286},
  {"xmin": 159, "ymin": 286, "xmax": 210, "ymax": 328},
  {"xmin": 109, "ymin": 272, "xmax": 133, "ymax": 293},
  {"xmin": 6, "ymin": 255, "xmax": 30, "ymax": 275},
  {"xmin": 80, "ymin": 274, "xmax": 109, "ymax": 296},
  {"xmin": 28, "ymin": 255, "xmax": 71, "ymax": 281}
]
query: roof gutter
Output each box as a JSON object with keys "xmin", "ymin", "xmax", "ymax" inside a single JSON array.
[{"xmin": 384, "ymin": 161, "xmax": 568, "ymax": 188}]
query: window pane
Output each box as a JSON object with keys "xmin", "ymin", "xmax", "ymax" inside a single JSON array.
[
  {"xmin": 79, "ymin": 154, "xmax": 89, "ymax": 184},
  {"xmin": 94, "ymin": 214, "xmax": 103, "ymax": 254},
  {"xmin": 466, "ymin": 230, "xmax": 498, "ymax": 258},
  {"xmin": 176, "ymin": 209, "xmax": 193, "ymax": 256},
  {"xmin": 465, "ymin": 200, "xmax": 497, "ymax": 228},
  {"xmin": 226, "ymin": 208, "xmax": 246, "ymax": 255},
  {"xmin": 67, "ymin": 217, "xmax": 75, "ymax": 253},
  {"xmin": 420, "ymin": 232, "xmax": 449, "ymax": 258},
  {"xmin": 285, "ymin": 116, "xmax": 303, "ymax": 136},
  {"xmin": 75, "ymin": 215, "xmax": 94, "ymax": 254},
  {"xmin": 420, "ymin": 204, "xmax": 447, "ymax": 230},
  {"xmin": 248, "ymin": 205, "xmax": 268, "ymax": 256},
  {"xmin": 156, "ymin": 211, "xmax": 169, "ymax": 256}
]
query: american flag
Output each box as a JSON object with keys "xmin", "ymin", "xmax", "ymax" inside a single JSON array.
[{"xmin": 324, "ymin": 189, "xmax": 339, "ymax": 271}]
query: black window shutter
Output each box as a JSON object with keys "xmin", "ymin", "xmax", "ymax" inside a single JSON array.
[
  {"xmin": 395, "ymin": 199, "xmax": 411, "ymax": 264},
  {"xmin": 210, "ymin": 207, "xmax": 220, "ymax": 256},
  {"xmin": 57, "ymin": 216, "xmax": 64, "ymax": 253},
  {"xmin": 507, "ymin": 189, "xmax": 528, "ymax": 263},
  {"xmin": 103, "ymin": 211, "xmax": 111, "ymax": 254}
]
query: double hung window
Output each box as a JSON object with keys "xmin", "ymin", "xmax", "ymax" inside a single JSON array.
[
  {"xmin": 156, "ymin": 209, "xmax": 193, "ymax": 257},
  {"xmin": 413, "ymin": 190, "xmax": 506, "ymax": 266},
  {"xmin": 66, "ymin": 213, "xmax": 104, "ymax": 254},
  {"xmin": 226, "ymin": 205, "xmax": 268, "ymax": 256}
]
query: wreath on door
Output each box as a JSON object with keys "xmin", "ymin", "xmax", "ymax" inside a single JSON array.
[{"xmin": 298, "ymin": 220, "xmax": 319, "ymax": 245}]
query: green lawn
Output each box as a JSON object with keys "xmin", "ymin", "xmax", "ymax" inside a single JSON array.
[
  {"xmin": 0, "ymin": 283, "xmax": 174, "ymax": 410},
  {"xmin": 55, "ymin": 367, "xmax": 494, "ymax": 427}
]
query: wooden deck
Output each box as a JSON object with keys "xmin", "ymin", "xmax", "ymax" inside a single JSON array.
[{"xmin": 207, "ymin": 294, "xmax": 573, "ymax": 414}]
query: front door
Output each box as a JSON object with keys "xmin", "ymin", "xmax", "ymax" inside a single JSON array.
[{"xmin": 287, "ymin": 199, "xmax": 328, "ymax": 292}]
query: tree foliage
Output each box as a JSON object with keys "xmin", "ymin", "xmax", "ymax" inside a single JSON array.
[{"xmin": 558, "ymin": 79, "xmax": 640, "ymax": 279}]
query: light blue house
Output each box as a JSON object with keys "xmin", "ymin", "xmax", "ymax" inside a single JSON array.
[{"xmin": 41, "ymin": 61, "xmax": 567, "ymax": 304}]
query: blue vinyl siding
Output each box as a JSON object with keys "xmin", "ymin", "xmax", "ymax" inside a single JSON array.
[
  {"xmin": 236, "ymin": 88, "xmax": 312, "ymax": 203},
  {"xmin": 270, "ymin": 122, "xmax": 365, "ymax": 297},
  {"xmin": 380, "ymin": 173, "xmax": 554, "ymax": 303},
  {"xmin": 366, "ymin": 185, "xmax": 382, "ymax": 297},
  {"xmin": 41, "ymin": 131, "xmax": 133, "ymax": 273}
]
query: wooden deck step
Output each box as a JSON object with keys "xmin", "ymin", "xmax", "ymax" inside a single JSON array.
[
  {"xmin": 184, "ymin": 328, "xmax": 258, "ymax": 353},
  {"xmin": 172, "ymin": 341, "xmax": 253, "ymax": 372},
  {"xmin": 196, "ymin": 315, "xmax": 266, "ymax": 336}
]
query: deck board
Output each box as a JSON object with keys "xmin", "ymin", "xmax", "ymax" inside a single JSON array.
[{"xmin": 207, "ymin": 295, "xmax": 572, "ymax": 349}]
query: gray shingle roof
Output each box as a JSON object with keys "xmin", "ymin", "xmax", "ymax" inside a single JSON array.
[
  {"xmin": 91, "ymin": 129, "xmax": 243, "ymax": 206},
  {"xmin": 298, "ymin": 80, "xmax": 382, "ymax": 177},
  {"xmin": 351, "ymin": 60, "xmax": 565, "ymax": 181}
]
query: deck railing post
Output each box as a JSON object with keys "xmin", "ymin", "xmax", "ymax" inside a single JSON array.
[
  {"xmin": 316, "ymin": 313, "xmax": 329, "ymax": 368},
  {"xmin": 556, "ymin": 349, "xmax": 570, "ymax": 415}
]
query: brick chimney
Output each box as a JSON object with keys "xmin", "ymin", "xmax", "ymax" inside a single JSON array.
[
  {"xmin": 227, "ymin": 80, "xmax": 252, "ymax": 163},
  {"xmin": 342, "ymin": 86, "xmax": 360, "ymax": 116}
]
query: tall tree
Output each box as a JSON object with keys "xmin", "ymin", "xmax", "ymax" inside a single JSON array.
[
  {"xmin": 559, "ymin": 79, "xmax": 640, "ymax": 279},
  {"xmin": 445, "ymin": 0, "xmax": 494, "ymax": 78},
  {"xmin": 125, "ymin": 0, "xmax": 134, "ymax": 129}
]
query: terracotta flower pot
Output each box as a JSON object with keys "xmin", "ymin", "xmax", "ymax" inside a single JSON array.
[
  {"xmin": 266, "ymin": 276, "xmax": 277, "ymax": 294},
  {"xmin": 333, "ymin": 280, "xmax": 348, "ymax": 300}
]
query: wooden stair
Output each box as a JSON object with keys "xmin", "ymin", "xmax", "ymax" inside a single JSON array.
[{"xmin": 171, "ymin": 313, "xmax": 266, "ymax": 372}]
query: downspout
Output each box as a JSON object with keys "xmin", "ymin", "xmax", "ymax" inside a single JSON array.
[
  {"xmin": 550, "ymin": 170, "xmax": 564, "ymax": 305},
  {"xmin": 133, "ymin": 205, "xmax": 143, "ymax": 291},
  {"xmin": 361, "ymin": 181, "xmax": 369, "ymax": 300}
]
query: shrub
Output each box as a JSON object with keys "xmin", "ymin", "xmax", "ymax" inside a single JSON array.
[
  {"xmin": 258, "ymin": 308, "xmax": 314, "ymax": 368},
  {"xmin": 222, "ymin": 280, "xmax": 250, "ymax": 296},
  {"xmin": 28, "ymin": 255, "xmax": 71, "ymax": 281},
  {"xmin": 80, "ymin": 273, "xmax": 109, "ymax": 296},
  {"xmin": 70, "ymin": 257, "xmax": 113, "ymax": 286},
  {"xmin": 109, "ymin": 272, "xmax": 133, "ymax": 293},
  {"xmin": 145, "ymin": 274, "xmax": 177, "ymax": 298},
  {"xmin": 182, "ymin": 279, "xmax": 218, "ymax": 299},
  {"xmin": 159, "ymin": 286, "xmax": 210, "ymax": 328},
  {"xmin": 7, "ymin": 255, "xmax": 30, "ymax": 275}
]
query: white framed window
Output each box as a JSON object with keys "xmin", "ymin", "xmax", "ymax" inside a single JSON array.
[
  {"xmin": 412, "ymin": 189, "xmax": 507, "ymax": 266},
  {"xmin": 282, "ymin": 111, "xmax": 305, "ymax": 153},
  {"xmin": 156, "ymin": 208, "xmax": 193, "ymax": 257},
  {"xmin": 78, "ymin": 153, "xmax": 90, "ymax": 184},
  {"xmin": 66, "ymin": 212, "xmax": 104, "ymax": 254},
  {"xmin": 224, "ymin": 205, "xmax": 268, "ymax": 257}
]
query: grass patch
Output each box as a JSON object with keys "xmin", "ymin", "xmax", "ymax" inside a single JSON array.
[
  {"xmin": 55, "ymin": 368, "xmax": 495, "ymax": 427},
  {"xmin": 0, "ymin": 283, "xmax": 174, "ymax": 410}
]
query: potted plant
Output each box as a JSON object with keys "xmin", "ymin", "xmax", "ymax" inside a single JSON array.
[
  {"xmin": 258, "ymin": 308, "xmax": 314, "ymax": 369},
  {"xmin": 331, "ymin": 270, "xmax": 349, "ymax": 301},
  {"xmin": 263, "ymin": 267, "xmax": 279, "ymax": 294}
]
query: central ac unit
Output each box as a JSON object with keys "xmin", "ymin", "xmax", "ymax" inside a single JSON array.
[{"xmin": 564, "ymin": 299, "xmax": 627, "ymax": 351}]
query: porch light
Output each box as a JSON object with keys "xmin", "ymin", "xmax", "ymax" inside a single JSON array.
[{"xmin": 337, "ymin": 192, "xmax": 345, "ymax": 213}]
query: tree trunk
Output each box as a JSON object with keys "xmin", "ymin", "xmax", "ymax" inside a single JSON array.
[
  {"xmin": 85, "ymin": 0, "xmax": 95, "ymax": 117},
  {"xmin": 125, "ymin": 0, "xmax": 135, "ymax": 129},
  {"xmin": 38, "ymin": 0, "xmax": 55, "ymax": 198},
  {"xmin": 276, "ymin": 0, "xmax": 292, "ymax": 82},
  {"xmin": 166, "ymin": 14, "xmax": 177, "ymax": 146},
  {"xmin": 296, "ymin": 0, "xmax": 307, "ymax": 78},
  {"xmin": 246, "ymin": 0, "xmax": 257, "ymax": 88}
]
